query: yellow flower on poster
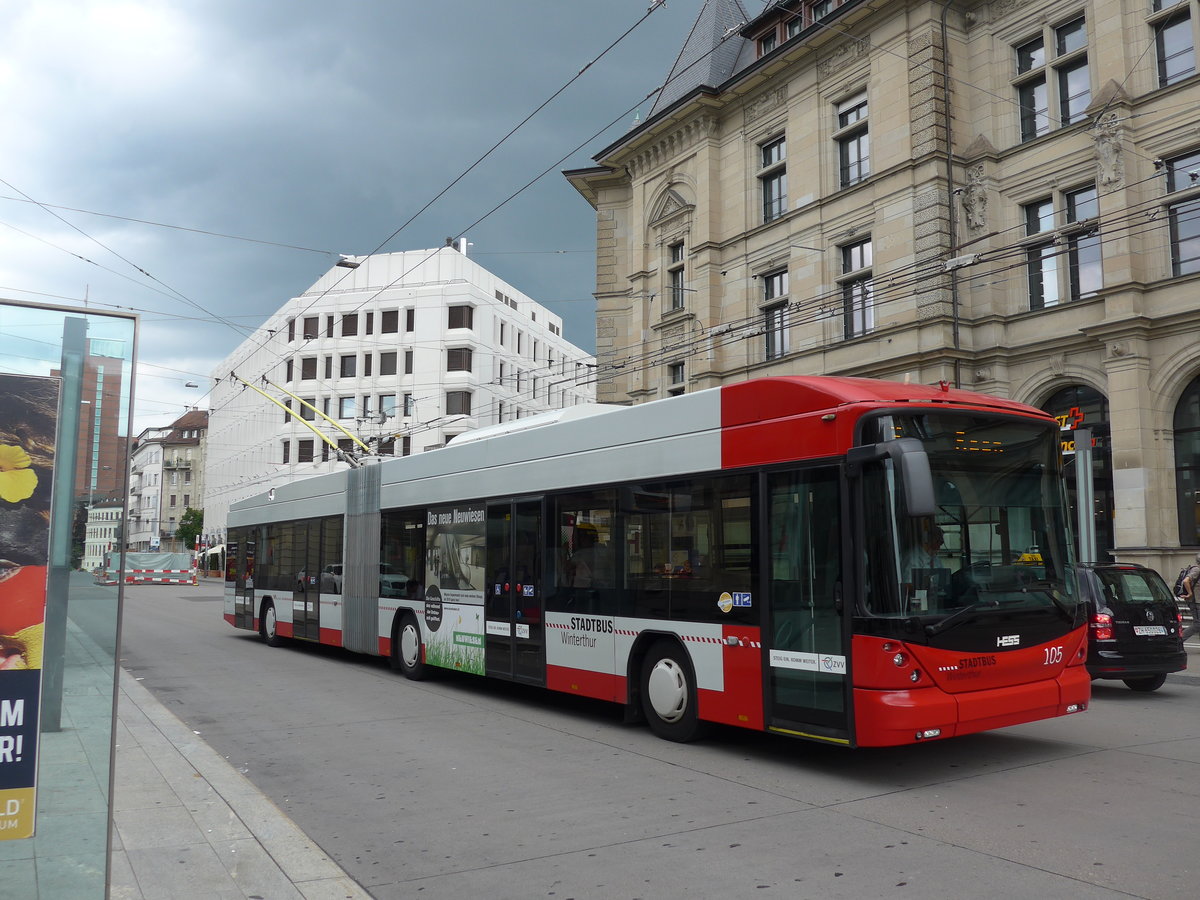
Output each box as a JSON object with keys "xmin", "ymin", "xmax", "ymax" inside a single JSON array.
[{"xmin": 0, "ymin": 444, "xmax": 37, "ymax": 503}]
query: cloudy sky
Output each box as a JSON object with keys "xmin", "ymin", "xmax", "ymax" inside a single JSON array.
[{"xmin": 0, "ymin": 0, "xmax": 759, "ymax": 430}]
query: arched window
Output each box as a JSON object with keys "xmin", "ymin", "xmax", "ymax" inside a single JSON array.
[
  {"xmin": 1173, "ymin": 376, "xmax": 1200, "ymax": 545},
  {"xmin": 1041, "ymin": 385, "xmax": 1113, "ymax": 559}
]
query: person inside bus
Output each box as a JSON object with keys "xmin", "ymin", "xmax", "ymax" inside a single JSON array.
[{"xmin": 566, "ymin": 524, "xmax": 611, "ymax": 589}]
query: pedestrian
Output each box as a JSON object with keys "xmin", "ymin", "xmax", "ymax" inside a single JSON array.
[{"xmin": 1181, "ymin": 552, "xmax": 1200, "ymax": 644}]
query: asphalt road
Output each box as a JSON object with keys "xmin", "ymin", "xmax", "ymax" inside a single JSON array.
[{"xmin": 115, "ymin": 580, "xmax": 1200, "ymax": 899}]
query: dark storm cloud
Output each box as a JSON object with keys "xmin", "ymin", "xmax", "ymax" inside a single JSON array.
[{"xmin": 0, "ymin": 1, "xmax": 751, "ymax": 428}]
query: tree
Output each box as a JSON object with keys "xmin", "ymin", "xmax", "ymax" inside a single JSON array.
[{"xmin": 175, "ymin": 507, "xmax": 203, "ymax": 550}]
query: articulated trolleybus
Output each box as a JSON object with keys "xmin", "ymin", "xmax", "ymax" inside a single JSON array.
[{"xmin": 225, "ymin": 376, "xmax": 1089, "ymax": 747}]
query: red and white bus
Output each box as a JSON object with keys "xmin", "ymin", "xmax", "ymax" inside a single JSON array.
[{"xmin": 224, "ymin": 376, "xmax": 1089, "ymax": 747}]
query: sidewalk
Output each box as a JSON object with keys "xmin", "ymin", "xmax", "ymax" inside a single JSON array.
[{"xmin": 111, "ymin": 668, "xmax": 370, "ymax": 899}]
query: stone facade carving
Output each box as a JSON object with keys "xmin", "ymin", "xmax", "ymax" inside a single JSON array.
[
  {"xmin": 627, "ymin": 115, "xmax": 718, "ymax": 179},
  {"xmin": 817, "ymin": 41, "xmax": 868, "ymax": 79},
  {"xmin": 1094, "ymin": 112, "xmax": 1125, "ymax": 189},
  {"xmin": 745, "ymin": 86, "xmax": 787, "ymax": 126},
  {"xmin": 962, "ymin": 164, "xmax": 988, "ymax": 231}
]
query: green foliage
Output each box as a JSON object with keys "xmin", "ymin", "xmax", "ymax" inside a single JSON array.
[{"xmin": 176, "ymin": 507, "xmax": 204, "ymax": 549}]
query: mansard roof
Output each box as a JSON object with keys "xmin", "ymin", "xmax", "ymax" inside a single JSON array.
[{"xmin": 647, "ymin": 0, "xmax": 754, "ymax": 119}]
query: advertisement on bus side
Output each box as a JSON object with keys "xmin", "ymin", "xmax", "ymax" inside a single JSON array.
[{"xmin": 424, "ymin": 504, "xmax": 486, "ymax": 674}]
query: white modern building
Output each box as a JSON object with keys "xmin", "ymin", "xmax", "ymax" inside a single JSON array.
[
  {"xmin": 203, "ymin": 244, "xmax": 596, "ymax": 541},
  {"xmin": 82, "ymin": 499, "xmax": 124, "ymax": 572},
  {"xmin": 127, "ymin": 426, "xmax": 167, "ymax": 551}
]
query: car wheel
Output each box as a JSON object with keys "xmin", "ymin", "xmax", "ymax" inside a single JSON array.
[
  {"xmin": 1122, "ymin": 673, "xmax": 1167, "ymax": 692},
  {"xmin": 260, "ymin": 600, "xmax": 283, "ymax": 647},
  {"xmin": 391, "ymin": 614, "xmax": 427, "ymax": 680},
  {"xmin": 639, "ymin": 639, "xmax": 706, "ymax": 742}
]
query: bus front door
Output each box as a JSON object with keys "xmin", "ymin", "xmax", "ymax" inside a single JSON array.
[
  {"xmin": 764, "ymin": 468, "xmax": 850, "ymax": 741},
  {"xmin": 292, "ymin": 521, "xmax": 321, "ymax": 641},
  {"xmin": 485, "ymin": 500, "xmax": 545, "ymax": 684}
]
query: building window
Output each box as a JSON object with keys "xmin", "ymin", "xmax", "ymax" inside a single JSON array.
[
  {"xmin": 758, "ymin": 29, "xmax": 778, "ymax": 56},
  {"xmin": 405, "ymin": 308, "xmax": 415, "ymax": 331},
  {"xmin": 759, "ymin": 136, "xmax": 787, "ymax": 222},
  {"xmin": 287, "ymin": 318, "xmax": 295, "ymax": 341},
  {"xmin": 840, "ymin": 238, "xmax": 874, "ymax": 339},
  {"xmin": 448, "ymin": 305, "xmax": 474, "ymax": 330},
  {"xmin": 667, "ymin": 241, "xmax": 686, "ymax": 310},
  {"xmin": 1015, "ymin": 17, "xmax": 1090, "ymax": 142},
  {"xmin": 1065, "ymin": 185, "xmax": 1102, "ymax": 300},
  {"xmin": 300, "ymin": 398, "xmax": 316, "ymax": 421},
  {"xmin": 446, "ymin": 391, "xmax": 472, "ymax": 416},
  {"xmin": 381, "ymin": 309, "xmax": 399, "ymax": 333},
  {"xmin": 285, "ymin": 359, "xmax": 293, "ymax": 382},
  {"xmin": 303, "ymin": 316, "xmax": 319, "ymax": 340},
  {"xmin": 1167, "ymin": 149, "xmax": 1200, "ymax": 276},
  {"xmin": 499, "ymin": 322, "xmax": 507, "ymax": 346},
  {"xmin": 667, "ymin": 361, "xmax": 685, "ymax": 397},
  {"xmin": 447, "ymin": 348, "xmax": 473, "ymax": 372},
  {"xmin": 324, "ymin": 356, "xmax": 333, "ymax": 379},
  {"xmin": 835, "ymin": 92, "xmax": 869, "ymax": 188},
  {"xmin": 326, "ymin": 315, "xmax": 334, "ymax": 338},
  {"xmin": 339, "ymin": 397, "xmax": 355, "ymax": 419},
  {"xmin": 762, "ymin": 269, "xmax": 789, "ymax": 361},
  {"xmin": 403, "ymin": 393, "xmax": 414, "ymax": 417},
  {"xmin": 380, "ymin": 351, "xmax": 397, "ymax": 376},
  {"xmin": 282, "ymin": 442, "xmax": 290, "ymax": 464},
  {"xmin": 363, "ymin": 354, "xmax": 373, "ymax": 377},
  {"xmin": 341, "ymin": 313, "xmax": 358, "ymax": 337},
  {"xmin": 365, "ymin": 312, "xmax": 373, "ymax": 335},
  {"xmin": 402, "ymin": 436, "xmax": 412, "ymax": 457},
  {"xmin": 1024, "ymin": 186, "xmax": 1103, "ymax": 307},
  {"xmin": 379, "ymin": 394, "xmax": 396, "ymax": 418},
  {"xmin": 283, "ymin": 400, "xmax": 292, "ymax": 424},
  {"xmin": 404, "ymin": 349, "xmax": 414, "ymax": 374},
  {"xmin": 340, "ymin": 355, "xmax": 356, "ymax": 378},
  {"xmin": 301, "ymin": 357, "xmax": 317, "ymax": 380},
  {"xmin": 1153, "ymin": 4, "xmax": 1196, "ymax": 87},
  {"xmin": 298, "ymin": 439, "xmax": 314, "ymax": 463}
]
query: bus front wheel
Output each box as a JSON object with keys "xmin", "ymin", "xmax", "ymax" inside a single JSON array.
[
  {"xmin": 260, "ymin": 600, "xmax": 283, "ymax": 647},
  {"xmin": 640, "ymin": 640, "xmax": 705, "ymax": 742},
  {"xmin": 392, "ymin": 614, "xmax": 428, "ymax": 680}
]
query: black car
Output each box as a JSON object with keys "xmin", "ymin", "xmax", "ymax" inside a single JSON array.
[{"xmin": 1076, "ymin": 563, "xmax": 1187, "ymax": 691}]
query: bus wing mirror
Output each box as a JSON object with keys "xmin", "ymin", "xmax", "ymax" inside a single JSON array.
[{"xmin": 847, "ymin": 438, "xmax": 936, "ymax": 517}]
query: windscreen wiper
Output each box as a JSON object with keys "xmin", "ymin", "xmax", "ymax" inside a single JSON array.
[{"xmin": 924, "ymin": 597, "xmax": 1001, "ymax": 636}]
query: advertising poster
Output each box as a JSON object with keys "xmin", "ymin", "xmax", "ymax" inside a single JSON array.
[
  {"xmin": 424, "ymin": 504, "xmax": 485, "ymax": 675},
  {"xmin": 0, "ymin": 374, "xmax": 60, "ymax": 840}
]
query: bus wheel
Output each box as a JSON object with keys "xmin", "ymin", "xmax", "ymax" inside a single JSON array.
[
  {"xmin": 640, "ymin": 640, "xmax": 705, "ymax": 742},
  {"xmin": 392, "ymin": 614, "xmax": 427, "ymax": 680},
  {"xmin": 260, "ymin": 600, "xmax": 283, "ymax": 647},
  {"xmin": 1123, "ymin": 673, "xmax": 1167, "ymax": 692}
]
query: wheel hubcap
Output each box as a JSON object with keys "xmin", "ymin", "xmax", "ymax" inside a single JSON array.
[
  {"xmin": 265, "ymin": 607, "xmax": 276, "ymax": 638},
  {"xmin": 401, "ymin": 624, "xmax": 419, "ymax": 667},
  {"xmin": 646, "ymin": 658, "xmax": 688, "ymax": 722}
]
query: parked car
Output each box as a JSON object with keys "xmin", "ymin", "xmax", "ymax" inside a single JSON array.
[{"xmin": 1076, "ymin": 563, "xmax": 1186, "ymax": 691}]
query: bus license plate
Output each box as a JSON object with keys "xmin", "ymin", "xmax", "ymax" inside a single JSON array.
[{"xmin": 1133, "ymin": 625, "xmax": 1167, "ymax": 636}]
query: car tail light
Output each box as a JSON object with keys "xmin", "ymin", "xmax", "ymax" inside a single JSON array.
[{"xmin": 1090, "ymin": 612, "xmax": 1113, "ymax": 641}]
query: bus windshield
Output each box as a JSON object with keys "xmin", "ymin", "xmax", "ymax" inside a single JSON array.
[{"xmin": 860, "ymin": 411, "xmax": 1079, "ymax": 624}]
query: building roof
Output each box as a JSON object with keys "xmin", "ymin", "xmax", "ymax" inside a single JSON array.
[{"xmin": 648, "ymin": 0, "xmax": 754, "ymax": 118}]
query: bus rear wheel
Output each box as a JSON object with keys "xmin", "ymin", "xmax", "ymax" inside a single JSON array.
[
  {"xmin": 392, "ymin": 614, "xmax": 427, "ymax": 680},
  {"xmin": 640, "ymin": 640, "xmax": 705, "ymax": 742},
  {"xmin": 260, "ymin": 600, "xmax": 283, "ymax": 647}
]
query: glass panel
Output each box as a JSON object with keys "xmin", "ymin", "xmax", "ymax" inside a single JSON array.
[
  {"xmin": 1027, "ymin": 243, "xmax": 1061, "ymax": 309},
  {"xmin": 1058, "ymin": 59, "xmax": 1091, "ymax": 124},
  {"xmin": 1170, "ymin": 197, "xmax": 1200, "ymax": 275},
  {"xmin": 1019, "ymin": 78, "xmax": 1050, "ymax": 140},
  {"xmin": 1158, "ymin": 13, "xmax": 1196, "ymax": 86},
  {"xmin": 1017, "ymin": 36, "xmax": 1045, "ymax": 73},
  {"xmin": 768, "ymin": 466, "xmax": 845, "ymax": 724},
  {"xmin": 0, "ymin": 300, "xmax": 137, "ymax": 896},
  {"xmin": 1056, "ymin": 17, "xmax": 1087, "ymax": 55},
  {"xmin": 861, "ymin": 413, "xmax": 1078, "ymax": 620}
]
